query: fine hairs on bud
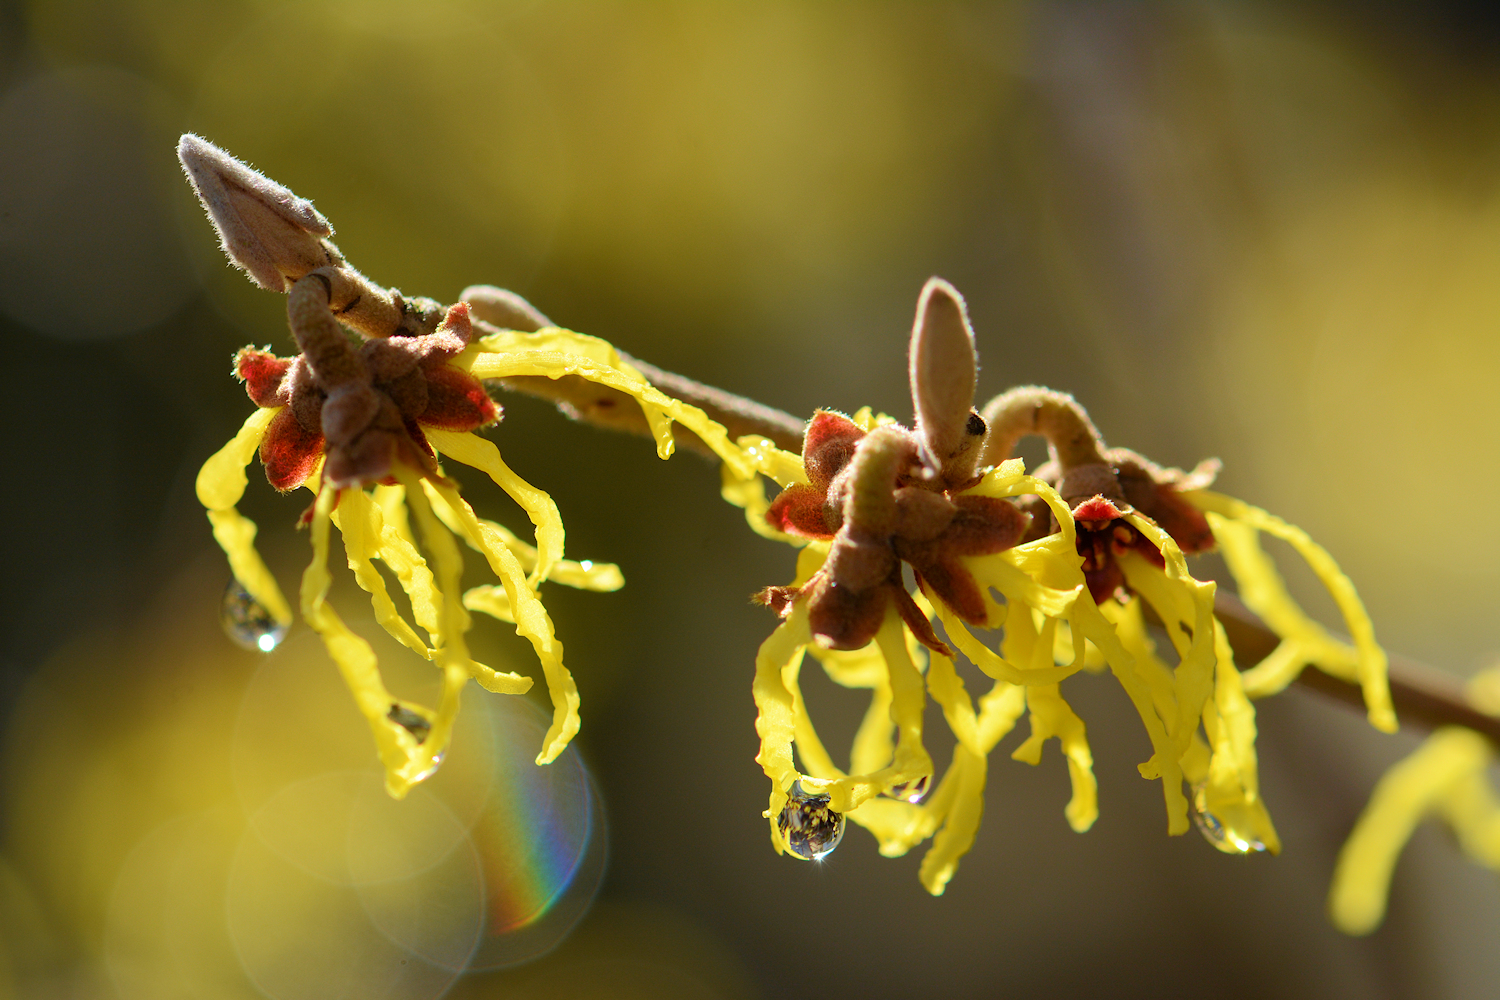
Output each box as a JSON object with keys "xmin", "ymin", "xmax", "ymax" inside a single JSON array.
[
  {"xmin": 909, "ymin": 277, "xmax": 979, "ymax": 470},
  {"xmin": 177, "ymin": 134, "xmax": 334, "ymax": 292}
]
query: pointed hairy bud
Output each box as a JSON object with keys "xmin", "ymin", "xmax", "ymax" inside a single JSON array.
[
  {"xmin": 459, "ymin": 285, "xmax": 554, "ymax": 332},
  {"xmin": 909, "ymin": 277, "xmax": 978, "ymax": 472},
  {"xmin": 178, "ymin": 134, "xmax": 334, "ymax": 292}
]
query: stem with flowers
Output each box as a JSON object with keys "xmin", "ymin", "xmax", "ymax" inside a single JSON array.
[{"xmin": 181, "ymin": 133, "xmax": 1500, "ymax": 933}]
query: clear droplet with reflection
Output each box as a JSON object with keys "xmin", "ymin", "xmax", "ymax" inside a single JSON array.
[
  {"xmin": 1191, "ymin": 785, "xmax": 1267, "ymax": 855},
  {"xmin": 882, "ymin": 774, "xmax": 930, "ymax": 804},
  {"xmin": 388, "ymin": 703, "xmax": 433, "ymax": 743},
  {"xmin": 408, "ymin": 752, "xmax": 445, "ymax": 785},
  {"xmin": 778, "ymin": 780, "xmax": 845, "ymax": 860},
  {"xmin": 388, "ymin": 704, "xmax": 444, "ymax": 784},
  {"xmin": 221, "ymin": 579, "xmax": 287, "ymax": 652}
]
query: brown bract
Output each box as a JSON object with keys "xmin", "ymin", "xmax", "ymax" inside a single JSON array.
[
  {"xmin": 1043, "ymin": 449, "xmax": 1218, "ymax": 604},
  {"xmin": 758, "ymin": 412, "xmax": 1027, "ymax": 655},
  {"xmin": 235, "ymin": 302, "xmax": 499, "ymax": 491},
  {"xmin": 754, "ymin": 279, "xmax": 1029, "ymax": 655},
  {"xmin": 979, "ymin": 385, "xmax": 1220, "ymax": 604}
]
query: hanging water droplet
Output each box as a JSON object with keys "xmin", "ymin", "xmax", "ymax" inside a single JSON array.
[
  {"xmin": 387, "ymin": 703, "xmax": 433, "ymax": 744},
  {"xmin": 778, "ymin": 780, "xmax": 845, "ymax": 861},
  {"xmin": 221, "ymin": 579, "xmax": 288, "ymax": 652},
  {"xmin": 1191, "ymin": 785, "xmax": 1266, "ymax": 855},
  {"xmin": 882, "ymin": 774, "xmax": 930, "ymax": 804},
  {"xmin": 409, "ymin": 751, "xmax": 445, "ymax": 784},
  {"xmin": 388, "ymin": 704, "xmax": 443, "ymax": 783}
]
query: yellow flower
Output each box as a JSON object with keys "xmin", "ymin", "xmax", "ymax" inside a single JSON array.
[
  {"xmin": 186, "ymin": 135, "xmax": 754, "ymax": 797},
  {"xmin": 1328, "ymin": 670, "xmax": 1500, "ymax": 935},
  {"xmin": 726, "ymin": 278, "xmax": 1392, "ymax": 893}
]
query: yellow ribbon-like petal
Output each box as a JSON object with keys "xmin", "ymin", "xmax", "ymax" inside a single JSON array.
[
  {"xmin": 422, "ymin": 477, "xmax": 578, "ymax": 763},
  {"xmin": 198, "ymin": 407, "xmax": 290, "ymax": 625},
  {"xmin": 426, "ymin": 429, "xmax": 565, "ymax": 587},
  {"xmin": 1330, "ymin": 728, "xmax": 1492, "ymax": 934},
  {"xmin": 1190, "ymin": 490, "xmax": 1394, "ymax": 733}
]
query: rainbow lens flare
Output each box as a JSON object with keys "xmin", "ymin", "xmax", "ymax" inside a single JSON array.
[{"xmin": 87, "ymin": 621, "xmax": 613, "ymax": 1000}]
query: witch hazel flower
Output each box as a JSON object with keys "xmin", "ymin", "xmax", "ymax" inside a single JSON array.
[
  {"xmin": 185, "ymin": 136, "xmax": 753, "ymax": 797},
  {"xmin": 725, "ymin": 277, "xmax": 1394, "ymax": 892}
]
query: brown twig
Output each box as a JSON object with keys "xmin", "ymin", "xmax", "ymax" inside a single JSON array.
[
  {"xmin": 487, "ymin": 345, "xmax": 805, "ymax": 457},
  {"xmin": 179, "ymin": 135, "xmax": 1489, "ymax": 744},
  {"xmin": 504, "ymin": 357, "xmax": 1495, "ymax": 745},
  {"xmin": 454, "ymin": 286, "xmax": 805, "ymax": 456},
  {"xmin": 1213, "ymin": 592, "xmax": 1500, "ymax": 744}
]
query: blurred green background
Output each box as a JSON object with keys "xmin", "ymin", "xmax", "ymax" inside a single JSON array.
[{"xmin": 3, "ymin": 2, "xmax": 1500, "ymax": 997}]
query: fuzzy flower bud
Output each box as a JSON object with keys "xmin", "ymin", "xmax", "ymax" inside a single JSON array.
[{"xmin": 177, "ymin": 134, "xmax": 334, "ymax": 291}]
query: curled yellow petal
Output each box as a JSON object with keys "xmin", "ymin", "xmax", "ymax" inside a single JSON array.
[
  {"xmin": 1003, "ymin": 612, "xmax": 1098, "ymax": 833},
  {"xmin": 1196, "ymin": 621, "xmax": 1280, "ymax": 855},
  {"xmin": 1190, "ymin": 490, "xmax": 1394, "ymax": 733},
  {"xmin": 736, "ymin": 435, "xmax": 810, "ymax": 488},
  {"xmin": 198, "ymin": 407, "xmax": 290, "ymax": 625},
  {"xmin": 468, "ymin": 345, "xmax": 755, "ymax": 477},
  {"xmin": 722, "ymin": 436, "xmax": 810, "ymax": 542},
  {"xmin": 781, "ymin": 653, "xmax": 843, "ymax": 781},
  {"xmin": 300, "ymin": 485, "xmax": 420, "ymax": 797},
  {"xmin": 924, "ymin": 649, "xmax": 983, "ymax": 758},
  {"xmin": 937, "ymin": 602, "xmax": 1080, "ymax": 687},
  {"xmin": 1117, "ymin": 546, "xmax": 1216, "ymax": 773},
  {"xmin": 807, "ymin": 611, "xmax": 933, "ymax": 813},
  {"xmin": 426, "ymin": 428, "xmax": 565, "ymax": 587},
  {"xmin": 206, "ymin": 508, "xmax": 291, "ymax": 626},
  {"xmin": 1330, "ymin": 728, "xmax": 1491, "ymax": 934},
  {"xmin": 918, "ymin": 747, "xmax": 988, "ymax": 896},
  {"xmin": 753, "ymin": 607, "xmax": 811, "ymax": 853},
  {"xmin": 975, "ymin": 681, "xmax": 1028, "ymax": 753},
  {"xmin": 805, "ymin": 644, "xmax": 897, "ymax": 776},
  {"xmin": 396, "ymin": 468, "xmax": 477, "ymax": 786},
  {"xmin": 1069, "ymin": 594, "xmax": 1190, "ymax": 834},
  {"xmin": 422, "ymin": 478, "xmax": 579, "ymax": 763},
  {"xmin": 196, "ymin": 406, "xmax": 276, "ymax": 511},
  {"xmin": 333, "ymin": 489, "xmax": 434, "ymax": 659}
]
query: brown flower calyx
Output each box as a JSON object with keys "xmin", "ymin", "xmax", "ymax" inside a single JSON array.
[
  {"xmin": 236, "ymin": 300, "xmax": 499, "ymax": 491},
  {"xmin": 182, "ymin": 135, "xmax": 502, "ymax": 495},
  {"xmin": 981, "ymin": 386, "xmax": 1219, "ymax": 604},
  {"xmin": 755, "ymin": 279, "xmax": 1029, "ymax": 654}
]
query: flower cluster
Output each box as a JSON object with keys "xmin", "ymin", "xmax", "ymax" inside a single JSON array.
[
  {"xmin": 726, "ymin": 278, "xmax": 1393, "ymax": 892},
  {"xmin": 185, "ymin": 136, "xmax": 753, "ymax": 796}
]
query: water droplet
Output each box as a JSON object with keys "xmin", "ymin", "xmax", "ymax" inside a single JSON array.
[
  {"xmin": 883, "ymin": 775, "xmax": 930, "ymax": 804},
  {"xmin": 1192, "ymin": 786, "xmax": 1266, "ymax": 855},
  {"xmin": 387, "ymin": 704, "xmax": 433, "ymax": 744},
  {"xmin": 578, "ymin": 560, "xmax": 593, "ymax": 571},
  {"xmin": 221, "ymin": 579, "xmax": 287, "ymax": 652},
  {"xmin": 409, "ymin": 752, "xmax": 445, "ymax": 785},
  {"xmin": 778, "ymin": 781, "xmax": 845, "ymax": 861}
]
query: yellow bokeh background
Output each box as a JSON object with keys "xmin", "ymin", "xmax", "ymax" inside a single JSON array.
[{"xmin": 3, "ymin": 2, "xmax": 1500, "ymax": 998}]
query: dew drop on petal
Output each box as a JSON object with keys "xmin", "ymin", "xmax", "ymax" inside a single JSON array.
[
  {"xmin": 1191, "ymin": 786, "xmax": 1266, "ymax": 855},
  {"xmin": 778, "ymin": 780, "xmax": 845, "ymax": 861},
  {"xmin": 221, "ymin": 579, "xmax": 288, "ymax": 652},
  {"xmin": 388, "ymin": 704, "xmax": 434, "ymax": 744},
  {"xmin": 883, "ymin": 774, "xmax": 930, "ymax": 804},
  {"xmin": 409, "ymin": 752, "xmax": 445, "ymax": 785}
]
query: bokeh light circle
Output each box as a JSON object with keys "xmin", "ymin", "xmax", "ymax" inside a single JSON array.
[
  {"xmin": 224, "ymin": 620, "xmax": 607, "ymax": 993},
  {"xmin": 462, "ymin": 697, "xmax": 607, "ymax": 970}
]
